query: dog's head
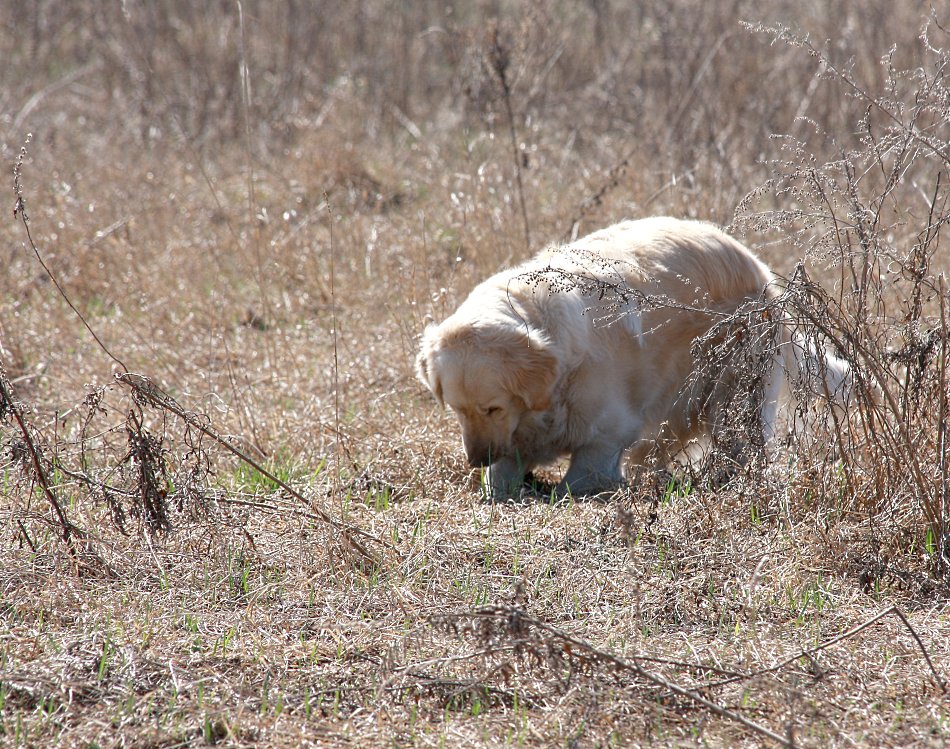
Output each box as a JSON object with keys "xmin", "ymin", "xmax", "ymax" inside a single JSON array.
[{"xmin": 416, "ymin": 320, "xmax": 557, "ymax": 467}]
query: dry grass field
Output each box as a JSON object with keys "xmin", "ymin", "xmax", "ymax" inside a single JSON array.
[{"xmin": 1, "ymin": 2, "xmax": 949, "ymax": 746}]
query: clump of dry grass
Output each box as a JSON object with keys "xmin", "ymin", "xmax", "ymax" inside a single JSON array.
[
  {"xmin": 1, "ymin": 2, "xmax": 949, "ymax": 747},
  {"xmin": 736, "ymin": 15, "xmax": 950, "ymax": 574}
]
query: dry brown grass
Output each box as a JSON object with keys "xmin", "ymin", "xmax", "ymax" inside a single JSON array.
[{"xmin": 1, "ymin": 2, "xmax": 949, "ymax": 747}]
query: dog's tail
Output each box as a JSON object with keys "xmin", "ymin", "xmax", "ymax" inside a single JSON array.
[
  {"xmin": 758, "ymin": 326, "xmax": 852, "ymax": 447},
  {"xmin": 782, "ymin": 329, "xmax": 853, "ymax": 410}
]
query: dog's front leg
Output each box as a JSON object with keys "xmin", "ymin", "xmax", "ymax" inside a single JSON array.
[
  {"xmin": 558, "ymin": 444, "xmax": 624, "ymax": 496},
  {"xmin": 483, "ymin": 457, "xmax": 526, "ymax": 499}
]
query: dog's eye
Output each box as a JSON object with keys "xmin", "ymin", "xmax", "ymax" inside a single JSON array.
[{"xmin": 485, "ymin": 406, "xmax": 502, "ymax": 417}]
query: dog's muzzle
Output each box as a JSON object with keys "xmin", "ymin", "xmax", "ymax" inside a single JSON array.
[{"xmin": 464, "ymin": 440, "xmax": 500, "ymax": 468}]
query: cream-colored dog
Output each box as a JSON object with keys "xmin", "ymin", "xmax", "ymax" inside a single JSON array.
[{"xmin": 416, "ymin": 218, "xmax": 850, "ymax": 497}]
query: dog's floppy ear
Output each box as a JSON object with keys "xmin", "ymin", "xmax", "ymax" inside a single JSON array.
[
  {"xmin": 499, "ymin": 330, "xmax": 558, "ymax": 411},
  {"xmin": 416, "ymin": 326, "xmax": 444, "ymax": 406}
]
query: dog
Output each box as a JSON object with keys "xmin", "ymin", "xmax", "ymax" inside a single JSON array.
[{"xmin": 416, "ymin": 217, "xmax": 851, "ymax": 497}]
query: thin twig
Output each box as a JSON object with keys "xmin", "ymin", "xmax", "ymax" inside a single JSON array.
[
  {"xmin": 16, "ymin": 519, "xmax": 37, "ymax": 552},
  {"xmin": 938, "ymin": 272, "xmax": 948, "ymax": 575},
  {"xmin": 13, "ymin": 136, "xmax": 129, "ymax": 374},
  {"xmin": 561, "ymin": 148, "xmax": 635, "ymax": 243},
  {"xmin": 488, "ymin": 24, "xmax": 531, "ymax": 254},
  {"xmin": 324, "ymin": 193, "xmax": 351, "ymax": 507},
  {"xmin": 236, "ymin": 0, "xmax": 278, "ymax": 369},
  {"xmin": 712, "ymin": 605, "xmax": 946, "ymax": 693},
  {"xmin": 890, "ymin": 606, "xmax": 948, "ymax": 693},
  {"xmin": 0, "ymin": 365, "xmax": 80, "ymax": 551}
]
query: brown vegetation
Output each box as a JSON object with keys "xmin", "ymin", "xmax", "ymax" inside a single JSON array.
[{"xmin": 1, "ymin": 1, "xmax": 948, "ymax": 746}]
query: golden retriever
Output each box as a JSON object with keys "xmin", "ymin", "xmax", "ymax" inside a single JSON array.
[{"xmin": 416, "ymin": 217, "xmax": 850, "ymax": 497}]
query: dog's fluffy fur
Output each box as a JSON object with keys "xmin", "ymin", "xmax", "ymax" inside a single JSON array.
[{"xmin": 416, "ymin": 217, "xmax": 850, "ymax": 497}]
